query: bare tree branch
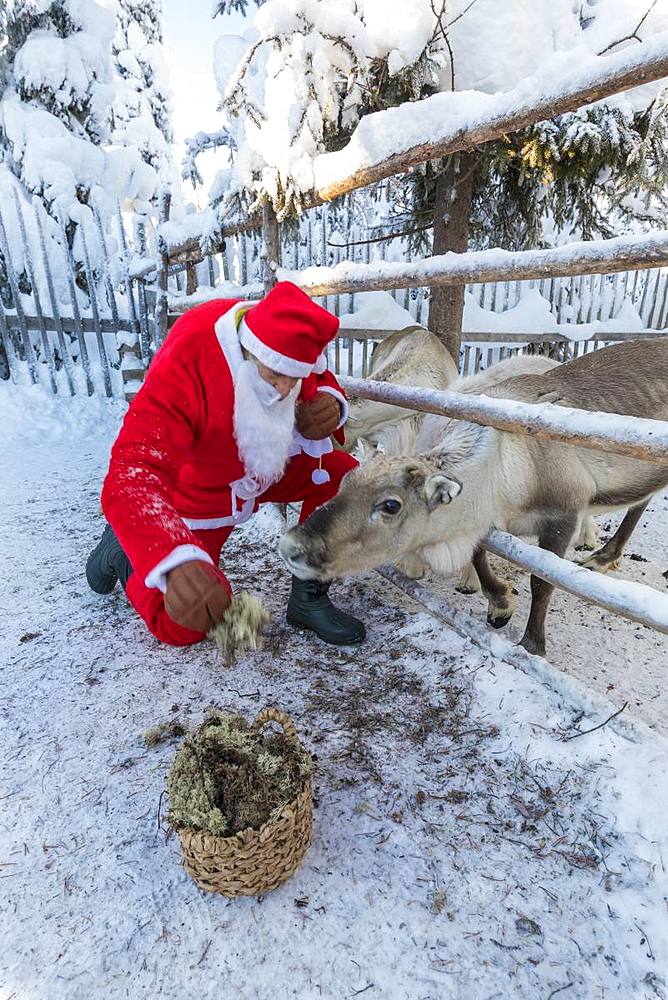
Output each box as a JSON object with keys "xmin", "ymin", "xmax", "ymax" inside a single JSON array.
[
  {"xmin": 446, "ymin": 0, "xmax": 481, "ymax": 30},
  {"xmin": 598, "ymin": 0, "xmax": 659, "ymax": 55},
  {"xmin": 430, "ymin": 0, "xmax": 455, "ymax": 90}
]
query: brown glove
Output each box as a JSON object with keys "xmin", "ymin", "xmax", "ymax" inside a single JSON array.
[
  {"xmin": 295, "ymin": 392, "xmax": 341, "ymax": 440},
  {"xmin": 164, "ymin": 560, "xmax": 231, "ymax": 633}
]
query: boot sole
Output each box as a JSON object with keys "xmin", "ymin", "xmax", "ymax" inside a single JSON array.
[
  {"xmin": 85, "ymin": 554, "xmax": 118, "ymax": 594},
  {"xmin": 286, "ymin": 612, "xmax": 366, "ymax": 646}
]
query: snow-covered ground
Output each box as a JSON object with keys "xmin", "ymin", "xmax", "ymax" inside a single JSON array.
[{"xmin": 2, "ymin": 384, "xmax": 668, "ymax": 1000}]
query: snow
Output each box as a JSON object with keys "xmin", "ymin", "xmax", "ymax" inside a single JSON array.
[
  {"xmin": 313, "ymin": 31, "xmax": 668, "ymax": 195},
  {"xmin": 462, "ymin": 286, "xmax": 647, "ymax": 340},
  {"xmin": 14, "ymin": 28, "xmax": 115, "ymax": 129},
  {"xmin": 2, "ymin": 383, "xmax": 668, "ymax": 997},
  {"xmin": 337, "ymin": 290, "xmax": 417, "ymax": 331}
]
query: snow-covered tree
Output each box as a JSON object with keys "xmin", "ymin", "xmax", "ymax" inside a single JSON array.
[
  {"xmin": 196, "ymin": 0, "xmax": 668, "ymax": 354},
  {"xmin": 110, "ymin": 0, "xmax": 175, "ymax": 189},
  {"xmin": 0, "ymin": 0, "xmax": 157, "ymax": 229}
]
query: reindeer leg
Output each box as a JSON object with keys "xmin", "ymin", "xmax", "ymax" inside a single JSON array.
[
  {"xmin": 472, "ymin": 548, "xmax": 517, "ymax": 629},
  {"xmin": 520, "ymin": 514, "xmax": 578, "ymax": 657},
  {"xmin": 580, "ymin": 500, "xmax": 650, "ymax": 574},
  {"xmin": 575, "ymin": 514, "xmax": 599, "ymax": 551},
  {"xmin": 398, "ymin": 553, "xmax": 426, "ymax": 580},
  {"xmin": 455, "ymin": 561, "xmax": 481, "ymax": 595}
]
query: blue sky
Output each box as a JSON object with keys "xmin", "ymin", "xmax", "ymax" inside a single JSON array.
[{"xmin": 162, "ymin": 2, "xmax": 246, "ymax": 204}]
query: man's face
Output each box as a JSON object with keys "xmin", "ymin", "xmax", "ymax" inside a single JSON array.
[{"xmin": 254, "ymin": 360, "xmax": 299, "ymax": 400}]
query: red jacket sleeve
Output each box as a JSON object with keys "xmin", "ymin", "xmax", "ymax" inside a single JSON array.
[{"xmin": 101, "ymin": 333, "xmax": 210, "ymax": 584}]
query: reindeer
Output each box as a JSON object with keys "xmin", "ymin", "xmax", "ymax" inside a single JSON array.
[
  {"xmin": 347, "ymin": 342, "xmax": 599, "ymax": 583},
  {"xmin": 280, "ymin": 339, "xmax": 668, "ymax": 656},
  {"xmin": 343, "ymin": 325, "xmax": 458, "ymax": 456}
]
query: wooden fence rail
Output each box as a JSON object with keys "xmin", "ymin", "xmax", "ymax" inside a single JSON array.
[
  {"xmin": 338, "ymin": 374, "xmax": 668, "ymax": 464},
  {"xmin": 295, "ymin": 231, "xmax": 668, "ymax": 297}
]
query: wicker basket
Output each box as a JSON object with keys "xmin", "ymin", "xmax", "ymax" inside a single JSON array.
[{"xmin": 176, "ymin": 707, "xmax": 313, "ymax": 896}]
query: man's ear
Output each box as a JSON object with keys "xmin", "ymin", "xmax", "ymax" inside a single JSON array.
[{"xmin": 422, "ymin": 473, "xmax": 462, "ymax": 512}]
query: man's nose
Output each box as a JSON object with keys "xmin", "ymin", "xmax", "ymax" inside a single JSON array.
[{"xmin": 274, "ymin": 376, "xmax": 295, "ymax": 399}]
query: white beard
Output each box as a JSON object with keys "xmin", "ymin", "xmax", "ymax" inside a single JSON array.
[{"xmin": 233, "ymin": 360, "xmax": 300, "ymax": 496}]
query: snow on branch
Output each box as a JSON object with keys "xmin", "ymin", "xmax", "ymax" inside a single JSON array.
[
  {"xmin": 484, "ymin": 530, "xmax": 668, "ymax": 636},
  {"xmin": 154, "ymin": 32, "xmax": 668, "ymax": 264},
  {"xmin": 293, "ymin": 230, "xmax": 668, "ymax": 295},
  {"xmin": 336, "ymin": 374, "xmax": 668, "ymax": 465},
  {"xmin": 182, "ymin": 128, "xmax": 237, "ymax": 187},
  {"xmin": 312, "ymin": 31, "xmax": 668, "ymax": 201}
]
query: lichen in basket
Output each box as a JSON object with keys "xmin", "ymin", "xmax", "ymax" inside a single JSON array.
[
  {"xmin": 208, "ymin": 592, "xmax": 271, "ymax": 663},
  {"xmin": 166, "ymin": 712, "xmax": 314, "ymax": 837}
]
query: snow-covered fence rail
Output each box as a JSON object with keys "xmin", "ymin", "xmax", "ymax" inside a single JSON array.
[
  {"xmin": 294, "ymin": 231, "xmax": 668, "ymax": 298},
  {"xmin": 483, "ymin": 530, "xmax": 668, "ymax": 637},
  {"xmin": 329, "ymin": 328, "xmax": 665, "ymax": 379},
  {"xmin": 337, "ymin": 375, "xmax": 668, "ymax": 465}
]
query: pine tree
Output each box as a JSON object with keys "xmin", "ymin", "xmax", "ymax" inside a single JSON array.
[
  {"xmin": 0, "ymin": 0, "xmax": 158, "ymax": 226},
  {"xmin": 110, "ymin": 0, "xmax": 174, "ymax": 188},
  {"xmin": 200, "ymin": 0, "xmax": 668, "ymax": 356}
]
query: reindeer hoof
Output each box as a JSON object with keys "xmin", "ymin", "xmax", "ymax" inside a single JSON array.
[
  {"xmin": 581, "ymin": 554, "xmax": 621, "ymax": 574},
  {"xmin": 398, "ymin": 555, "xmax": 426, "ymax": 580},
  {"xmin": 487, "ymin": 611, "xmax": 513, "ymax": 630},
  {"xmin": 519, "ymin": 633, "xmax": 546, "ymax": 657},
  {"xmin": 456, "ymin": 563, "xmax": 481, "ymax": 595},
  {"xmin": 486, "ymin": 590, "xmax": 517, "ymax": 629}
]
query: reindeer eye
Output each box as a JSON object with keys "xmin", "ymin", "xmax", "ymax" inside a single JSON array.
[{"xmin": 377, "ymin": 498, "xmax": 402, "ymax": 516}]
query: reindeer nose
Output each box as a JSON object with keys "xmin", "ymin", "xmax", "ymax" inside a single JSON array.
[{"xmin": 279, "ymin": 535, "xmax": 304, "ymax": 564}]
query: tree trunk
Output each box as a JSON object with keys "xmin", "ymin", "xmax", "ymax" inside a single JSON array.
[{"xmin": 428, "ymin": 153, "xmax": 477, "ymax": 362}]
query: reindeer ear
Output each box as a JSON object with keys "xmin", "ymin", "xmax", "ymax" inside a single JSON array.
[
  {"xmin": 354, "ymin": 437, "xmax": 374, "ymax": 462},
  {"xmin": 422, "ymin": 473, "xmax": 462, "ymax": 512}
]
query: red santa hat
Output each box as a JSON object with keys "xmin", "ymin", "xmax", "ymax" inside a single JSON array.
[{"xmin": 238, "ymin": 281, "xmax": 339, "ymax": 378}]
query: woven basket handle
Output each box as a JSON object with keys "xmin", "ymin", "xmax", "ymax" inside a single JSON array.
[{"xmin": 252, "ymin": 706, "xmax": 299, "ymax": 746}]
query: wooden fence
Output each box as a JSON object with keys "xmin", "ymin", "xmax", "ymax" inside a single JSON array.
[
  {"xmin": 1, "ymin": 193, "xmax": 668, "ymax": 399},
  {"xmin": 1, "ymin": 32, "xmax": 668, "ymax": 652},
  {"xmin": 0, "ymin": 197, "xmax": 158, "ymax": 397}
]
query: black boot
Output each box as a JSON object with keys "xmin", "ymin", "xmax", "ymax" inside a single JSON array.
[
  {"xmin": 85, "ymin": 523, "xmax": 132, "ymax": 594},
  {"xmin": 287, "ymin": 576, "xmax": 366, "ymax": 645}
]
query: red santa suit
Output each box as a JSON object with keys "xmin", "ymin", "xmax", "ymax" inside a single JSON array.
[{"xmin": 101, "ymin": 285, "xmax": 357, "ymax": 646}]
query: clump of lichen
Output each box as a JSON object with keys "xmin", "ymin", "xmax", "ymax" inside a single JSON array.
[
  {"xmin": 142, "ymin": 720, "xmax": 188, "ymax": 747},
  {"xmin": 166, "ymin": 711, "xmax": 313, "ymax": 837},
  {"xmin": 208, "ymin": 592, "xmax": 271, "ymax": 664}
]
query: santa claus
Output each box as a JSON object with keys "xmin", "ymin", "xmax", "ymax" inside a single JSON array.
[{"xmin": 85, "ymin": 281, "xmax": 365, "ymax": 646}]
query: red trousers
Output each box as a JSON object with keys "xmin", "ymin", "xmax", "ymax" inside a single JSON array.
[{"xmin": 124, "ymin": 449, "xmax": 357, "ymax": 646}]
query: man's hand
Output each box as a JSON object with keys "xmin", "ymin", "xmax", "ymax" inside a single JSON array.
[
  {"xmin": 165, "ymin": 561, "xmax": 231, "ymax": 633},
  {"xmin": 295, "ymin": 392, "xmax": 341, "ymax": 440}
]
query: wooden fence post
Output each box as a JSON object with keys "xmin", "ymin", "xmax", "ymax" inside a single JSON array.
[
  {"xmin": 262, "ymin": 202, "xmax": 280, "ymax": 294},
  {"xmin": 155, "ymin": 190, "xmax": 172, "ymax": 350},
  {"xmin": 0, "ymin": 206, "xmax": 39, "ymax": 385}
]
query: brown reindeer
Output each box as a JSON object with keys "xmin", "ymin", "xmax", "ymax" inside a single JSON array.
[{"xmin": 280, "ymin": 339, "xmax": 668, "ymax": 656}]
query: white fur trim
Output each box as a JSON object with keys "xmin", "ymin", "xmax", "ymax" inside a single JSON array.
[
  {"xmin": 289, "ymin": 431, "xmax": 334, "ymax": 459},
  {"xmin": 144, "ymin": 544, "xmax": 214, "ymax": 594},
  {"xmin": 182, "ymin": 495, "xmax": 256, "ymax": 530},
  {"xmin": 318, "ymin": 386, "xmax": 348, "ymax": 429},
  {"xmin": 313, "ymin": 353, "xmax": 327, "ymax": 374},
  {"xmin": 238, "ymin": 318, "xmax": 316, "ymax": 378},
  {"xmin": 214, "ymin": 303, "xmax": 251, "ymax": 377}
]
